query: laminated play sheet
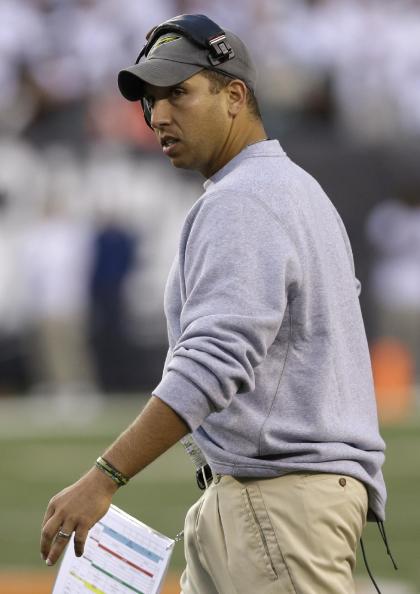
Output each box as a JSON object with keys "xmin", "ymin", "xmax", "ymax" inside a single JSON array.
[{"xmin": 52, "ymin": 505, "xmax": 175, "ymax": 594}]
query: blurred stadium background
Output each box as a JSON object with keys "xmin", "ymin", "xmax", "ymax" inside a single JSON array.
[{"xmin": 0, "ymin": 0, "xmax": 420, "ymax": 592}]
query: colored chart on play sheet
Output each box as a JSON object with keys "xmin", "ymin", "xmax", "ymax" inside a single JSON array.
[{"xmin": 52, "ymin": 505, "xmax": 174, "ymax": 594}]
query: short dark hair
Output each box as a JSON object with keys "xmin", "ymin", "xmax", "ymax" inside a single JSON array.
[{"xmin": 201, "ymin": 69, "xmax": 262, "ymax": 120}]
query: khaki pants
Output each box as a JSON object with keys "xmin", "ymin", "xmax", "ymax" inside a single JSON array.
[{"xmin": 180, "ymin": 473, "xmax": 368, "ymax": 594}]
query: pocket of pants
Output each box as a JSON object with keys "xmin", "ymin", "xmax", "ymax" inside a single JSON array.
[
  {"xmin": 344, "ymin": 475, "xmax": 369, "ymax": 532},
  {"xmin": 241, "ymin": 484, "xmax": 283, "ymax": 581},
  {"xmin": 193, "ymin": 494, "xmax": 206, "ymax": 532},
  {"xmin": 301, "ymin": 473, "xmax": 368, "ymax": 564}
]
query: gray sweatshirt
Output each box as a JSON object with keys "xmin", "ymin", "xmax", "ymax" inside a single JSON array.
[{"xmin": 153, "ymin": 140, "xmax": 386, "ymax": 521}]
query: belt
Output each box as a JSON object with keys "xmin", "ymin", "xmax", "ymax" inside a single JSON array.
[{"xmin": 196, "ymin": 464, "xmax": 214, "ymax": 490}]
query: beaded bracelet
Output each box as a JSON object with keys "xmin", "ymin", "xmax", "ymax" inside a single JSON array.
[{"xmin": 95, "ymin": 456, "xmax": 130, "ymax": 487}]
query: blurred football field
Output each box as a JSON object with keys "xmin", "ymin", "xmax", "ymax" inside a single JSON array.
[{"xmin": 0, "ymin": 396, "xmax": 418, "ymax": 593}]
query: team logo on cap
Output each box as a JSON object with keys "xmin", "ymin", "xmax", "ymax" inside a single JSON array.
[{"xmin": 149, "ymin": 34, "xmax": 180, "ymax": 55}]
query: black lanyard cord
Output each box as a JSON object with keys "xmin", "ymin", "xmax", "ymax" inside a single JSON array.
[
  {"xmin": 376, "ymin": 518, "xmax": 399, "ymax": 570},
  {"xmin": 360, "ymin": 538, "xmax": 382, "ymax": 594},
  {"xmin": 359, "ymin": 515, "xmax": 398, "ymax": 594}
]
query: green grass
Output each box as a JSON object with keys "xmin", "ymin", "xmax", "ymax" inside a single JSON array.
[
  {"xmin": 0, "ymin": 397, "xmax": 418, "ymax": 591},
  {"xmin": 355, "ymin": 422, "xmax": 420, "ymax": 591},
  {"xmin": 0, "ymin": 397, "xmax": 198, "ymax": 573}
]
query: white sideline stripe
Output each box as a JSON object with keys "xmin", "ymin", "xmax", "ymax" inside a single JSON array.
[{"xmin": 0, "ymin": 395, "xmax": 145, "ymax": 440}]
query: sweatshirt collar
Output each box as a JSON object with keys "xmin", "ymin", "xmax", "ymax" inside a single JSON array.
[{"xmin": 203, "ymin": 139, "xmax": 285, "ymax": 190}]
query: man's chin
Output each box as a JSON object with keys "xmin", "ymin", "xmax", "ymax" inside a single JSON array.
[{"xmin": 169, "ymin": 156, "xmax": 196, "ymax": 171}]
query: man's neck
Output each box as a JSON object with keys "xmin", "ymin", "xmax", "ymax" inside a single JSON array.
[{"xmin": 202, "ymin": 120, "xmax": 268, "ymax": 179}]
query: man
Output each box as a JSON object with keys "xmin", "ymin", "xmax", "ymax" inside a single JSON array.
[{"xmin": 40, "ymin": 15, "xmax": 387, "ymax": 594}]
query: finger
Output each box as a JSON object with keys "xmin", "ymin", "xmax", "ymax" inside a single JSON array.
[
  {"xmin": 41, "ymin": 500, "xmax": 55, "ymax": 529},
  {"xmin": 40, "ymin": 512, "xmax": 63, "ymax": 562},
  {"xmin": 74, "ymin": 523, "xmax": 90, "ymax": 558},
  {"xmin": 45, "ymin": 524, "xmax": 74, "ymax": 566}
]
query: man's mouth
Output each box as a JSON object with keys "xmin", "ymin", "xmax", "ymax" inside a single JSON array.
[{"xmin": 160, "ymin": 136, "xmax": 180, "ymax": 155}]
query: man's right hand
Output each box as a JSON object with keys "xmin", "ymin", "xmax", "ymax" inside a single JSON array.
[
  {"xmin": 40, "ymin": 467, "xmax": 118, "ymax": 566},
  {"xmin": 40, "ymin": 397, "xmax": 189, "ymax": 566}
]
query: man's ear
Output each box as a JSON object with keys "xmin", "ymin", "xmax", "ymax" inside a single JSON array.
[{"xmin": 226, "ymin": 80, "xmax": 247, "ymax": 116}]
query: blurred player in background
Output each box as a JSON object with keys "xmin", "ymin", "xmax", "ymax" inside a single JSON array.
[{"xmin": 41, "ymin": 14, "xmax": 388, "ymax": 594}]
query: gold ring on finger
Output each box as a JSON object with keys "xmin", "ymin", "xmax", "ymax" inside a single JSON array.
[{"xmin": 57, "ymin": 529, "xmax": 72, "ymax": 539}]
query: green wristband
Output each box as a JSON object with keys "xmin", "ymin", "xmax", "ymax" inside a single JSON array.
[{"xmin": 95, "ymin": 456, "xmax": 130, "ymax": 487}]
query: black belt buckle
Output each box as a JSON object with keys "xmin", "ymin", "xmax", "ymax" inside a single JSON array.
[{"xmin": 196, "ymin": 464, "xmax": 213, "ymax": 490}]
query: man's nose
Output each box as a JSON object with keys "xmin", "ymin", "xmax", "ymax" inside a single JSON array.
[{"xmin": 150, "ymin": 98, "xmax": 171, "ymax": 129}]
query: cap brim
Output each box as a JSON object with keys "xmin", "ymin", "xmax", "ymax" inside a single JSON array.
[{"xmin": 118, "ymin": 60, "xmax": 203, "ymax": 101}]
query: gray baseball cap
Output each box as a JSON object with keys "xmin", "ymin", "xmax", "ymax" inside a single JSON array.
[{"xmin": 118, "ymin": 29, "xmax": 257, "ymax": 101}]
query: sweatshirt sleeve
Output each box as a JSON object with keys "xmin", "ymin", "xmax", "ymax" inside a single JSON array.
[
  {"xmin": 152, "ymin": 193, "xmax": 299, "ymax": 430},
  {"xmin": 334, "ymin": 209, "xmax": 362, "ymax": 296}
]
